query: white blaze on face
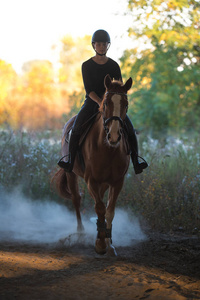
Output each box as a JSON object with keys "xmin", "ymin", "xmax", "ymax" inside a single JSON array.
[{"xmin": 109, "ymin": 94, "xmax": 121, "ymax": 143}]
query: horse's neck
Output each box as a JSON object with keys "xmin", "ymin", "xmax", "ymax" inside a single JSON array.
[{"xmin": 95, "ymin": 115, "xmax": 106, "ymax": 146}]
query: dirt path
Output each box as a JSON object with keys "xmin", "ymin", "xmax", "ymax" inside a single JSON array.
[{"xmin": 0, "ymin": 233, "xmax": 200, "ymax": 300}]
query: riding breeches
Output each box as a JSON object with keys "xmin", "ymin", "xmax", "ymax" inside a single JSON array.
[
  {"xmin": 72, "ymin": 98, "xmax": 99, "ymax": 135},
  {"xmin": 124, "ymin": 115, "xmax": 136, "ymax": 137},
  {"xmin": 72, "ymin": 97, "xmax": 136, "ymax": 140}
]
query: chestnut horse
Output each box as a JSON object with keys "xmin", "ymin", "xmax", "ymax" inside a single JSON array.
[{"xmin": 53, "ymin": 74, "xmax": 132, "ymax": 255}]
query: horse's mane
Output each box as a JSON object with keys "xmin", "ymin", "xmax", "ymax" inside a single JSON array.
[{"xmin": 99, "ymin": 79, "xmax": 124, "ymax": 113}]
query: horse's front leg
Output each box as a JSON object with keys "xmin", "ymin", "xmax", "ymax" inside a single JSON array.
[
  {"xmin": 88, "ymin": 180, "xmax": 108, "ymax": 254},
  {"xmin": 105, "ymin": 180, "xmax": 124, "ymax": 256}
]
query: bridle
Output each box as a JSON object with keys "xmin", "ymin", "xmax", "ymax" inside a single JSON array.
[{"xmin": 102, "ymin": 91, "xmax": 128, "ymax": 134}]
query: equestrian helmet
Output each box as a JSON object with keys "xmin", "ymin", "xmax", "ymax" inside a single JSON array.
[{"xmin": 92, "ymin": 30, "xmax": 111, "ymax": 44}]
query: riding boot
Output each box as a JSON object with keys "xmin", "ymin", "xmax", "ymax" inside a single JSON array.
[
  {"xmin": 124, "ymin": 115, "xmax": 148, "ymax": 174},
  {"xmin": 128, "ymin": 132, "xmax": 148, "ymax": 174},
  {"xmin": 58, "ymin": 131, "xmax": 80, "ymax": 172}
]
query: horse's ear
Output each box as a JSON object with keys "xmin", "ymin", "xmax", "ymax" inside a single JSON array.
[
  {"xmin": 104, "ymin": 74, "xmax": 112, "ymax": 89},
  {"xmin": 124, "ymin": 77, "xmax": 132, "ymax": 92}
]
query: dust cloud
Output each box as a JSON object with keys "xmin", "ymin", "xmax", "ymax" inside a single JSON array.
[{"xmin": 0, "ymin": 188, "xmax": 146, "ymax": 247}]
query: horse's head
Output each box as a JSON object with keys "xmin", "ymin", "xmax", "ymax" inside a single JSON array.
[{"xmin": 100, "ymin": 74, "xmax": 132, "ymax": 147}]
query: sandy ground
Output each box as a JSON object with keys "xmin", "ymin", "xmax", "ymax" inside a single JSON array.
[{"xmin": 0, "ymin": 232, "xmax": 200, "ymax": 300}]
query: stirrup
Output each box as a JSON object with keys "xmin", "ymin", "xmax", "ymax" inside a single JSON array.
[{"xmin": 133, "ymin": 155, "xmax": 148, "ymax": 175}]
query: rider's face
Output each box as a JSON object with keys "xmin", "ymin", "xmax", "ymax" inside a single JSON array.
[{"xmin": 94, "ymin": 42, "xmax": 109, "ymax": 54}]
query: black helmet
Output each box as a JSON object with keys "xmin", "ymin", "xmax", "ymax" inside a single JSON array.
[{"xmin": 92, "ymin": 30, "xmax": 111, "ymax": 44}]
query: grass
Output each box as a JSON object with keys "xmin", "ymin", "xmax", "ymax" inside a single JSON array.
[
  {"xmin": 0, "ymin": 128, "xmax": 199, "ymax": 234},
  {"xmin": 121, "ymin": 135, "xmax": 200, "ymax": 234},
  {"xmin": 0, "ymin": 129, "xmax": 61, "ymax": 201}
]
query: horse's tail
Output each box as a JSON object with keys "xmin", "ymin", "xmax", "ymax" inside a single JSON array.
[{"xmin": 51, "ymin": 169, "xmax": 72, "ymax": 200}]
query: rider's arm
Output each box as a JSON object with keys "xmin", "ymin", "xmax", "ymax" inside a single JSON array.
[
  {"xmin": 88, "ymin": 91, "xmax": 102, "ymax": 106},
  {"xmin": 82, "ymin": 60, "xmax": 102, "ymax": 105}
]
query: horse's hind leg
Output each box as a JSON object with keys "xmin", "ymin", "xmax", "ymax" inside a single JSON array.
[{"xmin": 67, "ymin": 173, "xmax": 84, "ymax": 232}]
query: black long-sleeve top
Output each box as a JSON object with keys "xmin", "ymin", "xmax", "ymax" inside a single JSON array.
[{"xmin": 81, "ymin": 58, "xmax": 122, "ymax": 99}]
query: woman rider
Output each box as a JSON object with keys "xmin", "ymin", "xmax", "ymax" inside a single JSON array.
[{"xmin": 58, "ymin": 29, "xmax": 148, "ymax": 174}]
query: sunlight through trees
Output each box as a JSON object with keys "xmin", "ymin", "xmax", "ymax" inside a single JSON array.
[{"xmin": 0, "ymin": 1, "xmax": 199, "ymax": 133}]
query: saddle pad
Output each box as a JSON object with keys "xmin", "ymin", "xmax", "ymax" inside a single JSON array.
[{"xmin": 65, "ymin": 113, "xmax": 100, "ymax": 146}]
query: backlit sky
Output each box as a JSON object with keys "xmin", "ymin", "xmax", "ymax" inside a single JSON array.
[{"xmin": 0, "ymin": 0, "xmax": 133, "ymax": 73}]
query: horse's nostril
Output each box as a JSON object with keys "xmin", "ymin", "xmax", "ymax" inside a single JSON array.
[
  {"xmin": 117, "ymin": 135, "xmax": 121, "ymax": 142},
  {"xmin": 108, "ymin": 133, "xmax": 111, "ymax": 140}
]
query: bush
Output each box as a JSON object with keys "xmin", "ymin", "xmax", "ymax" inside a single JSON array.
[
  {"xmin": 0, "ymin": 129, "xmax": 61, "ymax": 201},
  {"xmin": 1, "ymin": 128, "xmax": 199, "ymax": 234},
  {"xmin": 119, "ymin": 135, "xmax": 200, "ymax": 234}
]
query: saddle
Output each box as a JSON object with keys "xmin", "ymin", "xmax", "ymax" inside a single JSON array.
[
  {"xmin": 65, "ymin": 113, "xmax": 99, "ymax": 147},
  {"xmin": 64, "ymin": 113, "xmax": 130, "ymax": 172},
  {"xmin": 64, "ymin": 113, "xmax": 100, "ymax": 171}
]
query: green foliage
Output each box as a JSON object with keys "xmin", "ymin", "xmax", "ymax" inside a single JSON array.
[
  {"xmin": 122, "ymin": 0, "xmax": 200, "ymax": 134},
  {"xmin": 0, "ymin": 128, "xmax": 199, "ymax": 234},
  {"xmin": 0, "ymin": 129, "xmax": 61, "ymax": 201},
  {"xmin": 118, "ymin": 134, "xmax": 200, "ymax": 234}
]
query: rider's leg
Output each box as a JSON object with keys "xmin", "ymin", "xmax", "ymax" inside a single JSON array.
[
  {"xmin": 58, "ymin": 131, "xmax": 80, "ymax": 172},
  {"xmin": 58, "ymin": 99, "xmax": 99, "ymax": 172},
  {"xmin": 125, "ymin": 115, "xmax": 148, "ymax": 174}
]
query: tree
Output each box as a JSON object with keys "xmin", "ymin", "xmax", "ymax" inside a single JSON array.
[
  {"xmin": 59, "ymin": 35, "xmax": 94, "ymax": 93},
  {"xmin": 0, "ymin": 35, "xmax": 94, "ymax": 130},
  {"xmin": 58, "ymin": 35, "xmax": 94, "ymax": 117},
  {"xmin": 18, "ymin": 60, "xmax": 57, "ymax": 129},
  {"xmin": 121, "ymin": 0, "xmax": 200, "ymax": 133},
  {"xmin": 0, "ymin": 60, "xmax": 18, "ymax": 126}
]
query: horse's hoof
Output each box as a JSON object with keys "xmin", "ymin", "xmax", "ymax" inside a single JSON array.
[
  {"xmin": 57, "ymin": 237, "xmax": 69, "ymax": 249},
  {"xmin": 95, "ymin": 239, "xmax": 107, "ymax": 255},
  {"xmin": 77, "ymin": 224, "xmax": 84, "ymax": 233},
  {"xmin": 59, "ymin": 237, "xmax": 68, "ymax": 245},
  {"xmin": 107, "ymin": 244, "xmax": 117, "ymax": 257}
]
